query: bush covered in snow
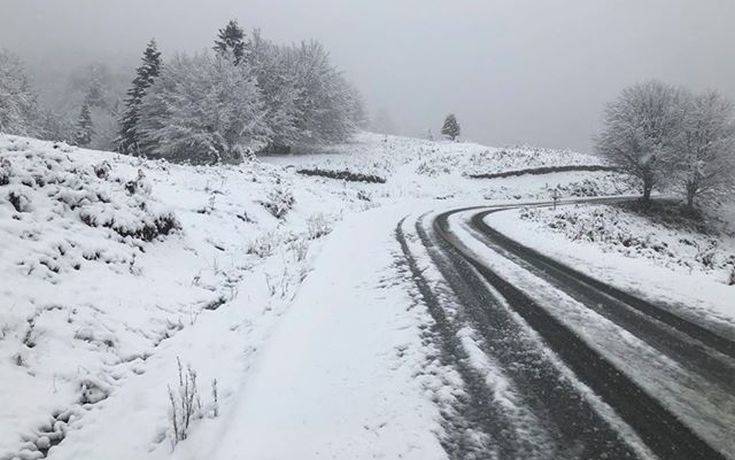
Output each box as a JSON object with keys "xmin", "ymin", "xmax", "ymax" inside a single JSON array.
[
  {"xmin": 247, "ymin": 231, "xmax": 278, "ymax": 258},
  {"xmin": 0, "ymin": 137, "xmax": 180, "ymax": 248},
  {"xmin": 542, "ymin": 174, "xmax": 639, "ymax": 198},
  {"xmin": 306, "ymin": 213, "xmax": 332, "ymax": 240},
  {"xmin": 260, "ymin": 185, "xmax": 294, "ymax": 219}
]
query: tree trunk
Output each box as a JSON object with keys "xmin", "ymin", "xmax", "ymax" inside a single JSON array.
[
  {"xmin": 686, "ymin": 183, "xmax": 697, "ymax": 211},
  {"xmin": 642, "ymin": 179, "xmax": 653, "ymax": 204}
]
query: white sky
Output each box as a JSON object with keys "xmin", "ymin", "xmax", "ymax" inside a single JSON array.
[{"xmin": 2, "ymin": 0, "xmax": 734, "ymax": 151}]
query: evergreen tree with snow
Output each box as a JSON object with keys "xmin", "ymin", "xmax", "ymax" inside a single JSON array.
[
  {"xmin": 117, "ymin": 39, "xmax": 162, "ymax": 155},
  {"xmin": 441, "ymin": 114, "xmax": 460, "ymax": 141},
  {"xmin": 214, "ymin": 20, "xmax": 247, "ymax": 66},
  {"xmin": 74, "ymin": 103, "xmax": 93, "ymax": 146}
]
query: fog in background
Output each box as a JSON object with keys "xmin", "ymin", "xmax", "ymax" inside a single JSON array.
[{"xmin": 2, "ymin": 0, "xmax": 734, "ymax": 152}]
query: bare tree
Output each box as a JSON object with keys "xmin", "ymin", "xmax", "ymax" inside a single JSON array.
[
  {"xmin": 671, "ymin": 90, "xmax": 735, "ymax": 210},
  {"xmin": 595, "ymin": 80, "xmax": 685, "ymax": 203}
]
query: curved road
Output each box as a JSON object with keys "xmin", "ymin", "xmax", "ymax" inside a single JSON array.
[{"xmin": 397, "ymin": 198, "xmax": 735, "ymax": 459}]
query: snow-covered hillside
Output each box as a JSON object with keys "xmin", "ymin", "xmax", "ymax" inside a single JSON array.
[{"xmin": 4, "ymin": 131, "xmax": 729, "ymax": 459}]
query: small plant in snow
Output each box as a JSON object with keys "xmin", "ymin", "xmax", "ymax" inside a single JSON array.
[
  {"xmin": 695, "ymin": 241, "xmax": 718, "ymax": 269},
  {"xmin": 8, "ymin": 188, "xmax": 30, "ymax": 212},
  {"xmin": 265, "ymin": 266, "xmax": 291, "ymax": 299},
  {"xmin": 261, "ymin": 185, "xmax": 294, "ymax": 219},
  {"xmin": 727, "ymin": 266, "xmax": 735, "ymax": 286},
  {"xmin": 211, "ymin": 379, "xmax": 219, "ymax": 417},
  {"xmin": 0, "ymin": 158, "xmax": 11, "ymax": 185},
  {"xmin": 306, "ymin": 213, "xmax": 332, "ymax": 240},
  {"xmin": 290, "ymin": 237, "xmax": 309, "ymax": 262},
  {"xmin": 93, "ymin": 161, "xmax": 112, "ymax": 180},
  {"xmin": 247, "ymin": 232, "xmax": 277, "ymax": 258},
  {"xmin": 124, "ymin": 169, "xmax": 152, "ymax": 196},
  {"xmin": 168, "ymin": 358, "xmax": 202, "ymax": 448}
]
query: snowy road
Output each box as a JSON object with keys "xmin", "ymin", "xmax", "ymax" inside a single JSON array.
[{"xmin": 399, "ymin": 198, "xmax": 735, "ymax": 459}]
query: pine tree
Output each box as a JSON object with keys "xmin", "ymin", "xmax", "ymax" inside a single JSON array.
[
  {"xmin": 117, "ymin": 39, "xmax": 162, "ymax": 155},
  {"xmin": 441, "ymin": 114, "xmax": 460, "ymax": 141},
  {"xmin": 75, "ymin": 103, "xmax": 93, "ymax": 146},
  {"xmin": 214, "ymin": 20, "xmax": 247, "ymax": 66}
]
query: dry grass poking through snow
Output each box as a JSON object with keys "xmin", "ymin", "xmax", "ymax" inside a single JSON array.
[{"xmin": 518, "ymin": 200, "xmax": 735, "ymax": 279}]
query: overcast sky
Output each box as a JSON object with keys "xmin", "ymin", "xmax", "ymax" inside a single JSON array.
[{"xmin": 2, "ymin": 0, "xmax": 734, "ymax": 152}]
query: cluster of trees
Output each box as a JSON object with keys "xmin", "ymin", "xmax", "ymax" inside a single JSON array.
[
  {"xmin": 596, "ymin": 80, "xmax": 735, "ymax": 210},
  {"xmin": 118, "ymin": 20, "xmax": 365, "ymax": 163},
  {"xmin": 0, "ymin": 51, "xmax": 128, "ymax": 149},
  {"xmin": 0, "ymin": 20, "xmax": 366, "ymax": 163}
]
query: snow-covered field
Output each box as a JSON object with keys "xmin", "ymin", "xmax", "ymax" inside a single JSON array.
[
  {"xmin": 485, "ymin": 203, "xmax": 735, "ymax": 329},
  {"xmin": 2, "ymin": 131, "xmax": 732, "ymax": 459}
]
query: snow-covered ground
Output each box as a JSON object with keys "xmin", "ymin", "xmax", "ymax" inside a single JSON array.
[
  {"xmin": 446, "ymin": 208, "xmax": 735, "ymax": 455},
  {"xmin": 2, "ymin": 131, "xmax": 732, "ymax": 459},
  {"xmin": 484, "ymin": 203, "xmax": 735, "ymax": 329}
]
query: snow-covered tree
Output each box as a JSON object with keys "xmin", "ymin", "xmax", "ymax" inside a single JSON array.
[
  {"xmin": 37, "ymin": 108, "xmax": 74, "ymax": 142},
  {"xmin": 249, "ymin": 30, "xmax": 301, "ymax": 150},
  {"xmin": 344, "ymin": 82, "xmax": 369, "ymax": 129},
  {"xmin": 0, "ymin": 50, "xmax": 39, "ymax": 136},
  {"xmin": 595, "ymin": 80, "xmax": 685, "ymax": 203},
  {"xmin": 671, "ymin": 90, "xmax": 735, "ymax": 210},
  {"xmin": 138, "ymin": 51, "xmax": 268, "ymax": 164},
  {"xmin": 214, "ymin": 20, "xmax": 248, "ymax": 66},
  {"xmin": 74, "ymin": 103, "xmax": 93, "ymax": 146},
  {"xmin": 372, "ymin": 108, "xmax": 397, "ymax": 135},
  {"xmin": 90, "ymin": 106, "xmax": 120, "ymax": 150},
  {"xmin": 441, "ymin": 114, "xmax": 460, "ymax": 140},
  {"xmin": 117, "ymin": 39, "xmax": 162, "ymax": 155},
  {"xmin": 284, "ymin": 40, "xmax": 359, "ymax": 144}
]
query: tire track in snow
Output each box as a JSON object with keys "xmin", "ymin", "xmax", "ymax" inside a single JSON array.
[
  {"xmin": 414, "ymin": 213, "xmax": 639, "ymax": 459},
  {"xmin": 469, "ymin": 208, "xmax": 735, "ymax": 390},
  {"xmin": 397, "ymin": 216, "xmax": 539, "ymax": 459},
  {"xmin": 433, "ymin": 204, "xmax": 727, "ymax": 459}
]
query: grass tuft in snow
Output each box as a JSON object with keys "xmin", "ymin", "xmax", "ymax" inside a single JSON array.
[{"xmin": 168, "ymin": 357, "xmax": 202, "ymax": 448}]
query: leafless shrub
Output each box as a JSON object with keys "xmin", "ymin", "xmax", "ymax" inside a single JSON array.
[
  {"xmin": 247, "ymin": 232, "xmax": 277, "ymax": 258},
  {"xmin": 306, "ymin": 213, "xmax": 332, "ymax": 240},
  {"xmin": 265, "ymin": 266, "xmax": 291, "ymax": 299},
  {"xmin": 260, "ymin": 185, "xmax": 294, "ymax": 219},
  {"xmin": 290, "ymin": 237, "xmax": 309, "ymax": 262},
  {"xmin": 168, "ymin": 358, "xmax": 202, "ymax": 448}
]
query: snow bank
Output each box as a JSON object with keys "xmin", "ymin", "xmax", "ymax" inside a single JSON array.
[{"xmin": 486, "ymin": 203, "xmax": 735, "ymax": 327}]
